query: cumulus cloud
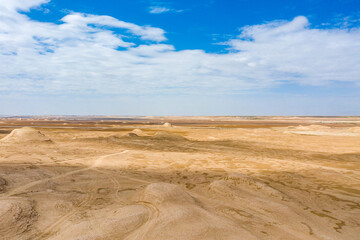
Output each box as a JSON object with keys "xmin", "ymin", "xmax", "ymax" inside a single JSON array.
[
  {"xmin": 0, "ymin": 0, "xmax": 49, "ymax": 12},
  {"xmin": 228, "ymin": 16, "xmax": 360, "ymax": 85},
  {"xmin": 0, "ymin": 0, "xmax": 359, "ymax": 96}
]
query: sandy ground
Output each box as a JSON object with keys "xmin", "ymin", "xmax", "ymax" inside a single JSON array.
[{"xmin": 0, "ymin": 116, "xmax": 359, "ymax": 240}]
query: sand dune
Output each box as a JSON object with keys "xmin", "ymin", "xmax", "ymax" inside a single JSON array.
[
  {"xmin": 152, "ymin": 131, "xmax": 187, "ymax": 141},
  {"xmin": 132, "ymin": 129, "xmax": 147, "ymax": 136},
  {"xmin": 0, "ymin": 127, "xmax": 52, "ymax": 144},
  {"xmin": 163, "ymin": 122, "xmax": 173, "ymax": 128},
  {"xmin": 124, "ymin": 132, "xmax": 139, "ymax": 137}
]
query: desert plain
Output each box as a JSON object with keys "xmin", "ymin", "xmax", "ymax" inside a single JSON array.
[{"xmin": 0, "ymin": 116, "xmax": 359, "ymax": 240}]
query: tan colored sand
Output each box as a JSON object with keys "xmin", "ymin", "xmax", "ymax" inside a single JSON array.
[
  {"xmin": 132, "ymin": 129, "xmax": 147, "ymax": 136},
  {"xmin": 163, "ymin": 122, "xmax": 172, "ymax": 127},
  {"xmin": 0, "ymin": 117, "xmax": 359, "ymax": 239},
  {"xmin": 0, "ymin": 127, "xmax": 52, "ymax": 144},
  {"xmin": 0, "ymin": 197, "xmax": 37, "ymax": 239}
]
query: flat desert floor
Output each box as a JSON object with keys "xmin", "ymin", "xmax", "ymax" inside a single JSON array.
[{"xmin": 0, "ymin": 116, "xmax": 359, "ymax": 240}]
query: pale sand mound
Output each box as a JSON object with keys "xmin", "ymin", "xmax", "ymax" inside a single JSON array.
[
  {"xmin": 292, "ymin": 125, "xmax": 331, "ymax": 131},
  {"xmin": 124, "ymin": 132, "xmax": 139, "ymax": 137},
  {"xmin": 0, "ymin": 127, "xmax": 52, "ymax": 144},
  {"xmin": 141, "ymin": 182, "xmax": 195, "ymax": 205},
  {"xmin": 163, "ymin": 122, "xmax": 172, "ymax": 127},
  {"xmin": 285, "ymin": 125, "xmax": 359, "ymax": 136},
  {"xmin": 0, "ymin": 198, "xmax": 37, "ymax": 239},
  {"xmin": 132, "ymin": 182, "xmax": 257, "ymax": 240},
  {"xmin": 0, "ymin": 176, "xmax": 6, "ymax": 192},
  {"xmin": 132, "ymin": 128, "xmax": 147, "ymax": 136},
  {"xmin": 51, "ymin": 205, "xmax": 149, "ymax": 240},
  {"xmin": 152, "ymin": 131, "xmax": 187, "ymax": 141}
]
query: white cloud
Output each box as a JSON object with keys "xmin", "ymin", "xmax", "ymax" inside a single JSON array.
[
  {"xmin": 0, "ymin": 0, "xmax": 49, "ymax": 12},
  {"xmin": 60, "ymin": 13, "xmax": 166, "ymax": 42},
  {"xmin": 149, "ymin": 6, "xmax": 171, "ymax": 14},
  {"xmin": 0, "ymin": 0, "xmax": 359, "ymax": 96},
  {"xmin": 148, "ymin": 5, "xmax": 184, "ymax": 14},
  {"xmin": 228, "ymin": 16, "xmax": 360, "ymax": 85}
]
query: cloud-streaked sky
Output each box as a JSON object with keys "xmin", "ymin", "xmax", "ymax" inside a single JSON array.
[{"xmin": 0, "ymin": 0, "xmax": 359, "ymax": 115}]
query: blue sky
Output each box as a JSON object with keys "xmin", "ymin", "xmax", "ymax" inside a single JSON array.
[{"xmin": 0, "ymin": 0, "xmax": 359, "ymax": 115}]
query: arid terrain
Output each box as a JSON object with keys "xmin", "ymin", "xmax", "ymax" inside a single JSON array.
[{"xmin": 0, "ymin": 116, "xmax": 359, "ymax": 240}]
